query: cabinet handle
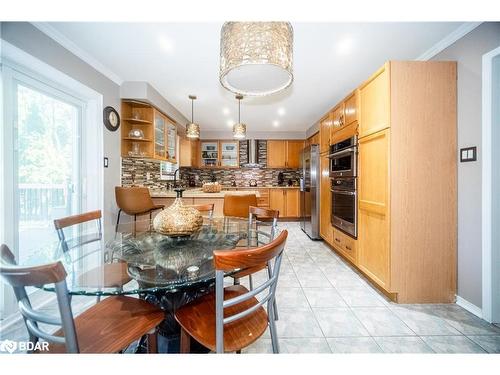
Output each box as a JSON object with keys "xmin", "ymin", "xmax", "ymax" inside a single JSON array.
[
  {"xmin": 346, "ymin": 245, "xmax": 352, "ymax": 251},
  {"xmin": 335, "ymin": 237, "xmax": 341, "ymax": 243}
]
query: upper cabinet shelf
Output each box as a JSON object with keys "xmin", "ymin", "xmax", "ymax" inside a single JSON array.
[
  {"xmin": 121, "ymin": 100, "xmax": 177, "ymax": 162},
  {"xmin": 122, "ymin": 118, "xmax": 153, "ymax": 125}
]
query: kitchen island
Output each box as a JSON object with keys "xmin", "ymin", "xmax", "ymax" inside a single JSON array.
[
  {"xmin": 150, "ymin": 188, "xmax": 261, "ymax": 217},
  {"xmin": 150, "ymin": 186, "xmax": 300, "ymax": 219}
]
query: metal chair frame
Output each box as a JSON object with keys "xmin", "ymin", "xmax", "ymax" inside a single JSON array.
[{"xmin": 214, "ymin": 243, "xmax": 284, "ymax": 353}]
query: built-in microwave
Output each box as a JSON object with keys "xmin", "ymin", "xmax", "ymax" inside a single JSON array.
[{"xmin": 328, "ymin": 135, "xmax": 358, "ymax": 178}]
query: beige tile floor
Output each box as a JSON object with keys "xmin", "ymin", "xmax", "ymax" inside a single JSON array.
[
  {"xmin": 241, "ymin": 222, "xmax": 500, "ymax": 353},
  {"xmin": 1, "ymin": 222, "xmax": 500, "ymax": 354}
]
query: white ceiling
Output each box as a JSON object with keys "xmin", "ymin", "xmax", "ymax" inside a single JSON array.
[{"xmin": 45, "ymin": 22, "xmax": 464, "ymax": 133}]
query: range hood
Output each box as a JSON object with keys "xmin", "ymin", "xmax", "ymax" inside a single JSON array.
[{"xmin": 243, "ymin": 139, "xmax": 261, "ymax": 167}]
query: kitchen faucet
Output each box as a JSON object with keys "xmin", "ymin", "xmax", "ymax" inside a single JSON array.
[{"xmin": 173, "ymin": 168, "xmax": 180, "ymax": 188}]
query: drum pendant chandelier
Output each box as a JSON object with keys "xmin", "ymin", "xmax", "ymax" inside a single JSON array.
[{"xmin": 220, "ymin": 22, "xmax": 294, "ymax": 96}]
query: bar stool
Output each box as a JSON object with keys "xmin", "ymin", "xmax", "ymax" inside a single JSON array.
[
  {"xmin": 115, "ymin": 186, "xmax": 164, "ymax": 233},
  {"xmin": 187, "ymin": 203, "xmax": 215, "ymax": 220}
]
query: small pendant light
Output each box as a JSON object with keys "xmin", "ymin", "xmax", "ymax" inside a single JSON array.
[
  {"xmin": 233, "ymin": 94, "xmax": 247, "ymax": 139},
  {"xmin": 186, "ymin": 95, "xmax": 200, "ymax": 139}
]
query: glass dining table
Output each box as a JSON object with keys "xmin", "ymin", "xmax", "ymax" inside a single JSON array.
[{"xmin": 28, "ymin": 216, "xmax": 277, "ymax": 352}]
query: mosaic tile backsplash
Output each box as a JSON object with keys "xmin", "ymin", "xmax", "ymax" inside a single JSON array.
[{"xmin": 121, "ymin": 157, "xmax": 301, "ymax": 189}]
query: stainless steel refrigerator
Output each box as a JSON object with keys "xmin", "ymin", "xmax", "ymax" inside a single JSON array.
[{"xmin": 300, "ymin": 144, "xmax": 321, "ymax": 239}]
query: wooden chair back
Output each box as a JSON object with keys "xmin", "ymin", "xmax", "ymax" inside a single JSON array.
[
  {"xmin": 0, "ymin": 244, "xmax": 80, "ymax": 353},
  {"xmin": 188, "ymin": 203, "xmax": 215, "ymax": 219},
  {"xmin": 53, "ymin": 210, "xmax": 101, "ymax": 230},
  {"xmin": 53, "ymin": 210, "xmax": 102, "ymax": 254},
  {"xmin": 213, "ymin": 230, "xmax": 288, "ymax": 353},
  {"xmin": 223, "ymin": 194, "xmax": 257, "ymax": 218},
  {"xmin": 248, "ymin": 206, "xmax": 279, "ymax": 241},
  {"xmin": 115, "ymin": 186, "xmax": 156, "ymax": 215}
]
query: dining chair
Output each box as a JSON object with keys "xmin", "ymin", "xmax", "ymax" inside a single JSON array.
[
  {"xmin": 187, "ymin": 203, "xmax": 215, "ymax": 220},
  {"xmin": 222, "ymin": 194, "xmax": 257, "ymax": 219},
  {"xmin": 222, "ymin": 194, "xmax": 257, "ymax": 232},
  {"xmin": 175, "ymin": 230, "xmax": 288, "ymax": 354},
  {"xmin": 231, "ymin": 206, "xmax": 280, "ymax": 319},
  {"xmin": 54, "ymin": 210, "xmax": 131, "ymax": 302},
  {"xmin": 0, "ymin": 244, "xmax": 164, "ymax": 353},
  {"xmin": 115, "ymin": 186, "xmax": 164, "ymax": 233}
]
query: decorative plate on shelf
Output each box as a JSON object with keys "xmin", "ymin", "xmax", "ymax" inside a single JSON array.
[{"xmin": 103, "ymin": 106, "xmax": 120, "ymax": 132}]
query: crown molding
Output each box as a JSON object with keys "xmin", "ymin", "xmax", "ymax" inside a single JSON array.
[
  {"xmin": 416, "ymin": 22, "xmax": 483, "ymax": 61},
  {"xmin": 31, "ymin": 22, "xmax": 123, "ymax": 85}
]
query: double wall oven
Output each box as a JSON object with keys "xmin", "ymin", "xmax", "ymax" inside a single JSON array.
[{"xmin": 328, "ymin": 135, "xmax": 358, "ymax": 238}]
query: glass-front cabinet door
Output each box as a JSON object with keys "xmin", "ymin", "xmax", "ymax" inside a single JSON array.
[
  {"xmin": 220, "ymin": 141, "xmax": 239, "ymax": 167},
  {"xmin": 201, "ymin": 141, "xmax": 219, "ymax": 167},
  {"xmin": 166, "ymin": 121, "xmax": 177, "ymax": 162},
  {"xmin": 154, "ymin": 110, "xmax": 166, "ymax": 159}
]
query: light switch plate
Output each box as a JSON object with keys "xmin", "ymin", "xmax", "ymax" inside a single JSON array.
[
  {"xmin": 460, "ymin": 146, "xmax": 477, "ymax": 162},
  {"xmin": 103, "ymin": 157, "xmax": 109, "ymax": 168}
]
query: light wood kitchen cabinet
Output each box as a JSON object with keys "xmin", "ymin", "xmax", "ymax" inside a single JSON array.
[
  {"xmin": 359, "ymin": 63, "xmax": 390, "ymax": 138},
  {"xmin": 356, "ymin": 61, "xmax": 457, "ymax": 303},
  {"xmin": 153, "ymin": 109, "xmax": 166, "ymax": 159},
  {"xmin": 286, "ymin": 140, "xmax": 305, "ymax": 168},
  {"xmin": 306, "ymin": 132, "xmax": 320, "ymax": 146},
  {"xmin": 358, "ymin": 129, "xmax": 390, "ymax": 289},
  {"xmin": 266, "ymin": 140, "xmax": 305, "ymax": 168},
  {"xmin": 179, "ymin": 137, "xmax": 199, "ymax": 167},
  {"xmin": 269, "ymin": 189, "xmax": 286, "ymax": 215},
  {"xmin": 266, "ymin": 140, "xmax": 287, "ymax": 168},
  {"xmin": 200, "ymin": 140, "xmax": 239, "ymax": 168},
  {"xmin": 331, "ymin": 104, "xmax": 345, "ymax": 131},
  {"xmin": 333, "ymin": 229, "xmax": 357, "ymax": 264},
  {"xmin": 319, "ymin": 154, "xmax": 333, "ymax": 244},
  {"xmin": 344, "ymin": 91, "xmax": 358, "ymax": 126},
  {"xmin": 315, "ymin": 61, "xmax": 457, "ymax": 304},
  {"xmin": 269, "ymin": 188, "xmax": 300, "ymax": 218},
  {"xmin": 121, "ymin": 100, "xmax": 177, "ymax": 162},
  {"xmin": 319, "ymin": 114, "xmax": 332, "ymax": 154},
  {"xmin": 284, "ymin": 189, "xmax": 300, "ymax": 217}
]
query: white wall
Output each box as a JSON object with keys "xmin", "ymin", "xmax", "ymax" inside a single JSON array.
[
  {"xmin": 431, "ymin": 22, "xmax": 500, "ymax": 308},
  {"xmin": 1, "ymin": 22, "xmax": 121, "ymax": 232}
]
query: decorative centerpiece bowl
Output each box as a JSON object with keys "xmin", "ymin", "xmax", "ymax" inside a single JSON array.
[
  {"xmin": 153, "ymin": 188, "xmax": 203, "ymax": 237},
  {"xmin": 202, "ymin": 182, "xmax": 222, "ymax": 193}
]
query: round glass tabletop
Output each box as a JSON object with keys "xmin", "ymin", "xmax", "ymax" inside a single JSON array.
[{"xmin": 32, "ymin": 217, "xmax": 277, "ymax": 296}]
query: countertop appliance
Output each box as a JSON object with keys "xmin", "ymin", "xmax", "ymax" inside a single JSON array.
[
  {"xmin": 328, "ymin": 135, "xmax": 358, "ymax": 178},
  {"xmin": 299, "ymin": 144, "xmax": 321, "ymax": 240},
  {"xmin": 277, "ymin": 171, "xmax": 284, "ymax": 186},
  {"xmin": 331, "ymin": 177, "xmax": 357, "ymax": 238}
]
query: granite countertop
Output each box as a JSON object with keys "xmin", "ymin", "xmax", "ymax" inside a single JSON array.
[{"xmin": 150, "ymin": 188, "xmax": 262, "ymax": 198}]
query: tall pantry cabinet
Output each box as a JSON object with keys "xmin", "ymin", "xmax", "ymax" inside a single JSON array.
[{"xmin": 357, "ymin": 61, "xmax": 457, "ymax": 303}]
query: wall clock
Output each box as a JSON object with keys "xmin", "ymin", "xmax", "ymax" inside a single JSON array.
[{"xmin": 103, "ymin": 106, "xmax": 120, "ymax": 132}]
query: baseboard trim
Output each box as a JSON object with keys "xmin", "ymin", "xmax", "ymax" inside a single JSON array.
[{"xmin": 456, "ymin": 295, "xmax": 483, "ymax": 319}]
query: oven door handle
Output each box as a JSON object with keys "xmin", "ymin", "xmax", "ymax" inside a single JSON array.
[
  {"xmin": 328, "ymin": 147, "xmax": 357, "ymax": 158},
  {"xmin": 330, "ymin": 189, "xmax": 356, "ymax": 196}
]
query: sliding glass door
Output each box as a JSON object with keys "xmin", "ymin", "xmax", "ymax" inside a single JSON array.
[{"xmin": 13, "ymin": 76, "xmax": 82, "ymax": 265}]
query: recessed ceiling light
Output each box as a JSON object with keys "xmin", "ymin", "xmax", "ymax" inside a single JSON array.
[
  {"xmin": 226, "ymin": 119, "xmax": 235, "ymax": 128},
  {"xmin": 336, "ymin": 37, "xmax": 353, "ymax": 56},
  {"xmin": 277, "ymin": 107, "xmax": 286, "ymax": 116},
  {"xmin": 222, "ymin": 107, "xmax": 230, "ymax": 115},
  {"xmin": 273, "ymin": 120, "xmax": 280, "ymax": 127},
  {"xmin": 158, "ymin": 35, "xmax": 174, "ymax": 53}
]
